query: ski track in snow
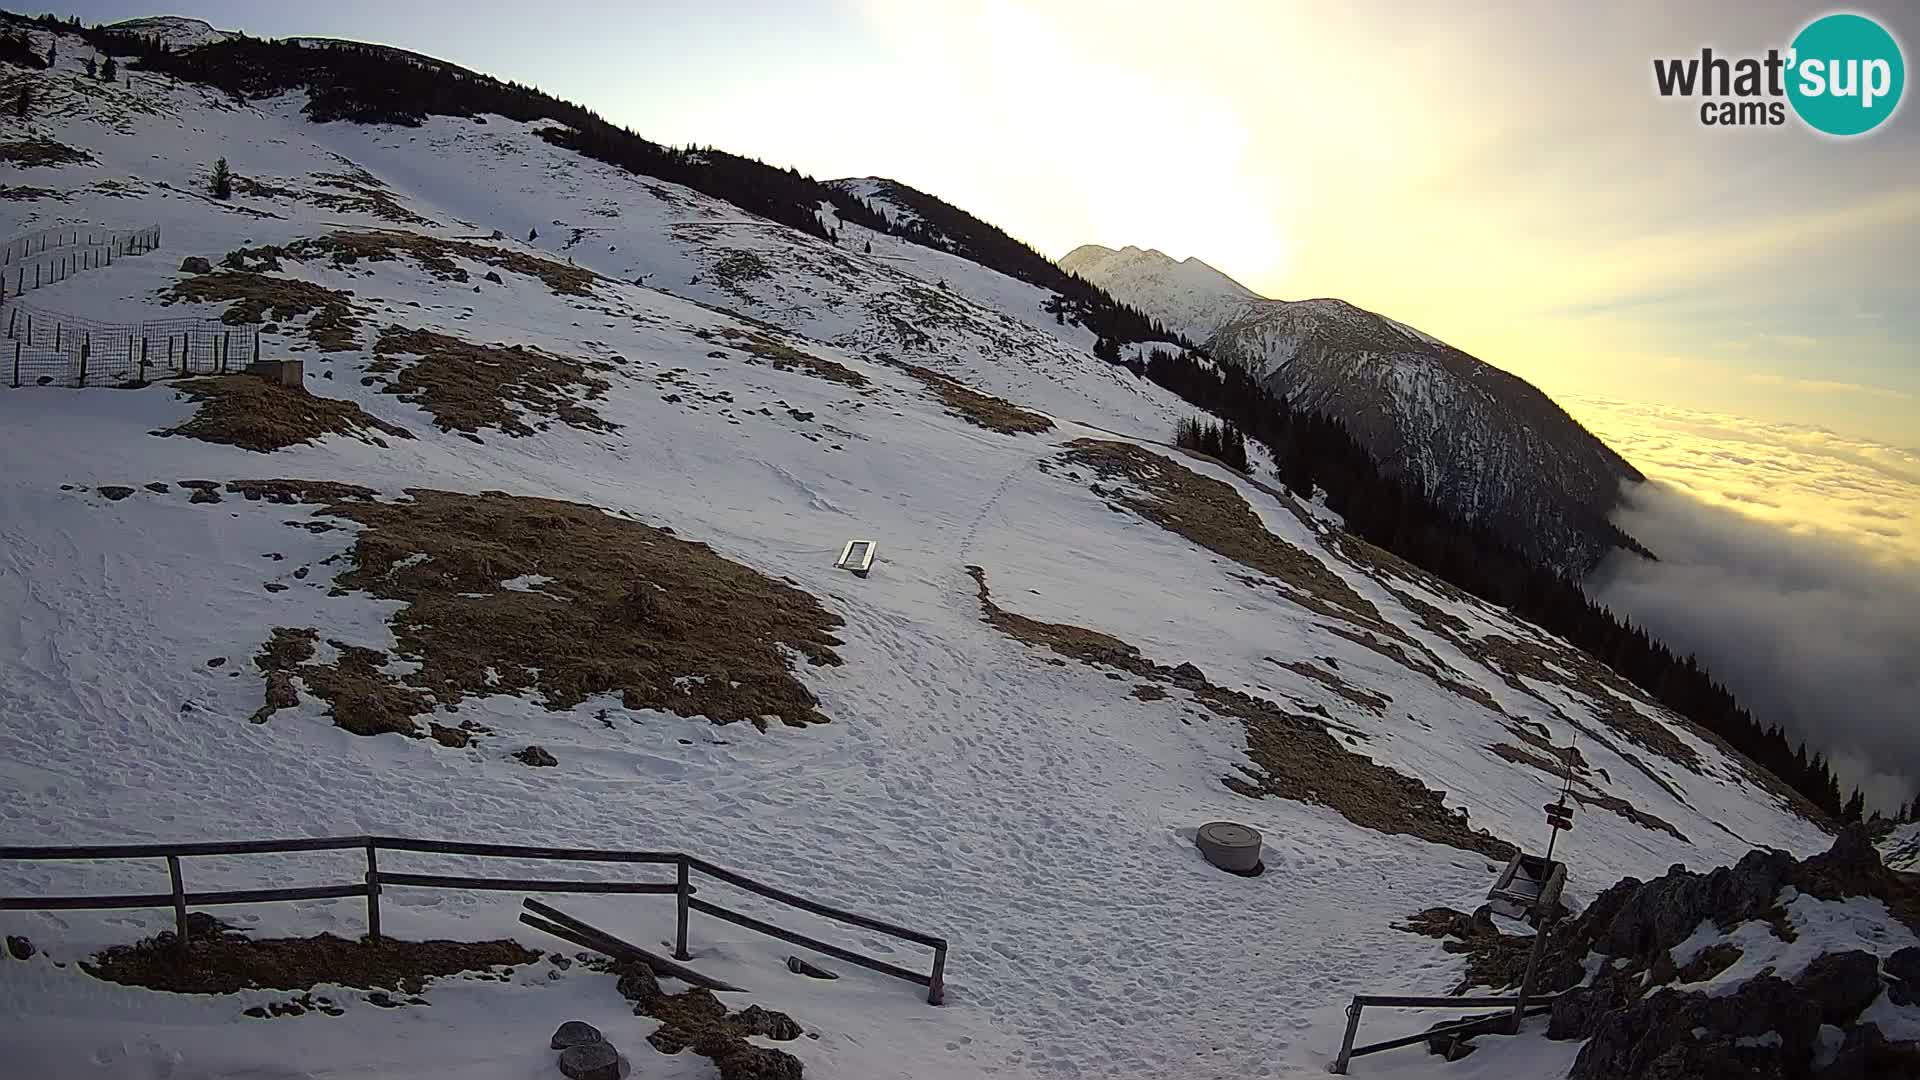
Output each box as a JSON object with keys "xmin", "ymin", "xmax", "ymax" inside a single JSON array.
[{"xmin": 0, "ymin": 33, "xmax": 1853, "ymax": 1080}]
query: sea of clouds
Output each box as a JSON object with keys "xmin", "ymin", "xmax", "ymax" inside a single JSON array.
[{"xmin": 1577, "ymin": 398, "xmax": 1920, "ymax": 814}]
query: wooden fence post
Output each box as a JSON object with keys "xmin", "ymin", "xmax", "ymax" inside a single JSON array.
[
  {"xmin": 11, "ymin": 341, "xmax": 19, "ymax": 388},
  {"xmin": 78, "ymin": 334, "xmax": 88, "ymax": 387},
  {"xmin": 928, "ymin": 942, "xmax": 947, "ymax": 1005},
  {"xmin": 252, "ymin": 336, "xmax": 259, "ymax": 365},
  {"xmin": 364, "ymin": 843, "xmax": 382, "ymax": 944},
  {"xmin": 675, "ymin": 857, "xmax": 691, "ymax": 960},
  {"xmin": 139, "ymin": 337, "xmax": 147, "ymax": 382},
  {"xmin": 54, "ymin": 323, "xmax": 60, "ymax": 350},
  {"xmin": 221, "ymin": 331, "xmax": 230, "ymax": 373},
  {"xmin": 167, "ymin": 855, "xmax": 188, "ymax": 952}
]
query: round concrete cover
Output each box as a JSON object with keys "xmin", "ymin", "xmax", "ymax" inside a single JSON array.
[
  {"xmin": 1196, "ymin": 821, "xmax": 1263, "ymax": 872},
  {"xmin": 1199, "ymin": 822, "xmax": 1260, "ymax": 848}
]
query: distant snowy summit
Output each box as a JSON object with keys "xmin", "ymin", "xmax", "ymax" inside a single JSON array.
[
  {"xmin": 1064, "ymin": 243, "xmax": 1646, "ymax": 575},
  {"xmin": 103, "ymin": 16, "xmax": 235, "ymax": 49}
]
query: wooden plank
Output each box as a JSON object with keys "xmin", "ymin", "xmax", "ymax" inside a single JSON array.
[
  {"xmin": 0, "ymin": 891, "xmax": 176, "ymax": 911},
  {"xmin": 184, "ymin": 883, "xmax": 370, "ymax": 906},
  {"xmin": 0, "ymin": 836, "xmax": 369, "ymax": 860},
  {"xmin": 370, "ymin": 837, "xmax": 678, "ymax": 864},
  {"xmin": 377, "ymin": 871, "xmax": 679, "ymax": 895},
  {"xmin": 684, "ymin": 856, "xmax": 946, "ymax": 948},
  {"xmin": 519, "ymin": 912, "xmax": 606, "ymax": 956},
  {"xmin": 522, "ymin": 898, "xmax": 745, "ymax": 993},
  {"xmin": 688, "ymin": 896, "xmax": 930, "ymax": 987}
]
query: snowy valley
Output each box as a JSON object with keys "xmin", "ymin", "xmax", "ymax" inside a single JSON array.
[{"xmin": 1, "ymin": 15, "xmax": 1916, "ymax": 1080}]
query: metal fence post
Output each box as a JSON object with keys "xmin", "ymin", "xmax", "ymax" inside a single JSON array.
[
  {"xmin": 166, "ymin": 855, "xmax": 188, "ymax": 952},
  {"xmin": 139, "ymin": 337, "xmax": 147, "ymax": 382},
  {"xmin": 674, "ymin": 856, "xmax": 691, "ymax": 960},
  {"xmin": 221, "ymin": 331, "xmax": 230, "ymax": 373},
  {"xmin": 1331, "ymin": 998, "xmax": 1363, "ymax": 1075},
  {"xmin": 364, "ymin": 843, "xmax": 382, "ymax": 943},
  {"xmin": 11, "ymin": 341, "xmax": 18, "ymax": 388},
  {"xmin": 79, "ymin": 334, "xmax": 88, "ymax": 387}
]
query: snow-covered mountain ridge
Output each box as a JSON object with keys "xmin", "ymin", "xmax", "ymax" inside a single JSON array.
[
  {"xmin": 1063, "ymin": 243, "xmax": 1646, "ymax": 575},
  {"xmin": 1, "ymin": 16, "xmax": 1897, "ymax": 1080}
]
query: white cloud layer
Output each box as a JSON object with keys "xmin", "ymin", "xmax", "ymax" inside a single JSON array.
[{"xmin": 1582, "ymin": 401, "xmax": 1920, "ymax": 814}]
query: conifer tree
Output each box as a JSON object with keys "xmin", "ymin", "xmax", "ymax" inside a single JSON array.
[
  {"xmin": 85, "ymin": 55, "xmax": 96, "ymax": 77},
  {"xmin": 13, "ymin": 86, "xmax": 28, "ymax": 119},
  {"xmin": 101, "ymin": 55, "xmax": 116, "ymax": 81},
  {"xmin": 210, "ymin": 157, "xmax": 232, "ymax": 200}
]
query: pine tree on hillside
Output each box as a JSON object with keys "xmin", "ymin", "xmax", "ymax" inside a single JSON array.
[
  {"xmin": 85, "ymin": 55, "xmax": 96, "ymax": 77},
  {"xmin": 47, "ymin": 41, "xmax": 55, "ymax": 66},
  {"xmin": 100, "ymin": 55, "xmax": 116, "ymax": 81},
  {"xmin": 210, "ymin": 157, "xmax": 232, "ymax": 200},
  {"xmin": 528, "ymin": 226, "xmax": 538, "ymax": 242},
  {"xmin": 1844, "ymin": 788, "xmax": 1866, "ymax": 824},
  {"xmin": 13, "ymin": 86, "xmax": 28, "ymax": 119}
]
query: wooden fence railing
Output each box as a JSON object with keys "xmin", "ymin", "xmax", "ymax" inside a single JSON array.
[{"xmin": 0, "ymin": 835, "xmax": 948, "ymax": 1004}]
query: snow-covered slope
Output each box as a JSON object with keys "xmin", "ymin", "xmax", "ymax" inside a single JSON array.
[
  {"xmin": 102, "ymin": 16, "xmax": 236, "ymax": 49},
  {"xmin": 0, "ymin": 22, "xmax": 1849, "ymax": 1080},
  {"xmin": 1063, "ymin": 243, "xmax": 1646, "ymax": 575}
]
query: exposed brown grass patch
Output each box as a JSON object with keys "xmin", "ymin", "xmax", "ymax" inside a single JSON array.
[
  {"xmin": 1488, "ymin": 742, "xmax": 1689, "ymax": 842},
  {"xmin": 711, "ymin": 326, "xmax": 868, "ymax": 388},
  {"xmin": 248, "ymin": 489, "xmax": 845, "ymax": 734},
  {"xmin": 1476, "ymin": 635, "xmax": 1702, "ymax": 774},
  {"xmin": 1395, "ymin": 907, "xmax": 1533, "ymax": 992},
  {"xmin": 1267, "ymin": 656, "xmax": 1390, "ymax": 712},
  {"xmin": 84, "ymin": 919, "xmax": 536, "ymax": 995},
  {"xmin": 162, "ymin": 376, "xmax": 412, "ymax": 453},
  {"xmin": 895, "ymin": 361, "xmax": 1053, "ymax": 434},
  {"xmin": 250, "ymin": 626, "xmax": 429, "ymax": 736},
  {"xmin": 370, "ymin": 326, "xmax": 616, "ymax": 441},
  {"xmin": 164, "ymin": 270, "xmax": 361, "ymax": 351},
  {"xmin": 967, "ymin": 565, "xmax": 1515, "ymax": 859},
  {"xmin": 0, "ymin": 137, "xmax": 93, "ymax": 167},
  {"xmin": 1060, "ymin": 440, "xmax": 1378, "ymax": 626},
  {"xmin": 309, "ymin": 171, "xmax": 433, "ymax": 225},
  {"xmin": 1675, "ymin": 942, "xmax": 1742, "ymax": 983},
  {"xmin": 0, "ymin": 184, "xmax": 65, "ymax": 201},
  {"xmin": 610, "ymin": 964, "xmax": 804, "ymax": 1079},
  {"xmin": 287, "ymin": 230, "xmax": 594, "ymax": 296}
]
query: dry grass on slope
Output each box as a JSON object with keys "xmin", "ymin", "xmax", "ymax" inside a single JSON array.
[
  {"xmin": 164, "ymin": 270, "xmax": 362, "ymax": 352},
  {"xmin": 0, "ymin": 136, "xmax": 93, "ymax": 167},
  {"xmin": 966, "ymin": 565, "xmax": 1517, "ymax": 861},
  {"xmin": 369, "ymin": 326, "xmax": 618, "ymax": 441},
  {"xmin": 85, "ymin": 915, "xmax": 536, "ymax": 996},
  {"xmin": 1057, "ymin": 439, "xmax": 1375, "ymax": 626},
  {"xmin": 246, "ymin": 489, "xmax": 846, "ymax": 738},
  {"xmin": 893, "ymin": 361, "xmax": 1053, "ymax": 434},
  {"xmin": 291, "ymin": 230, "xmax": 596, "ymax": 296},
  {"xmin": 161, "ymin": 376, "xmax": 413, "ymax": 453}
]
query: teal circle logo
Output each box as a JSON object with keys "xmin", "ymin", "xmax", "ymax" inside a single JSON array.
[{"xmin": 1787, "ymin": 13, "xmax": 1905, "ymax": 136}]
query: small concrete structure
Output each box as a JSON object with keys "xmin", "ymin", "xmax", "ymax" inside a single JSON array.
[
  {"xmin": 835, "ymin": 539, "xmax": 876, "ymax": 578},
  {"xmin": 1196, "ymin": 821, "xmax": 1263, "ymax": 874},
  {"xmin": 245, "ymin": 358, "xmax": 303, "ymax": 387}
]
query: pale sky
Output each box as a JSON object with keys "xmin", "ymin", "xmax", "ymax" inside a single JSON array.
[{"xmin": 59, "ymin": 0, "xmax": 1920, "ymax": 449}]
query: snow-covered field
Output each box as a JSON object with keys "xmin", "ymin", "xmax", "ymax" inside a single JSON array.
[{"xmin": 0, "ymin": 26, "xmax": 1852, "ymax": 1080}]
